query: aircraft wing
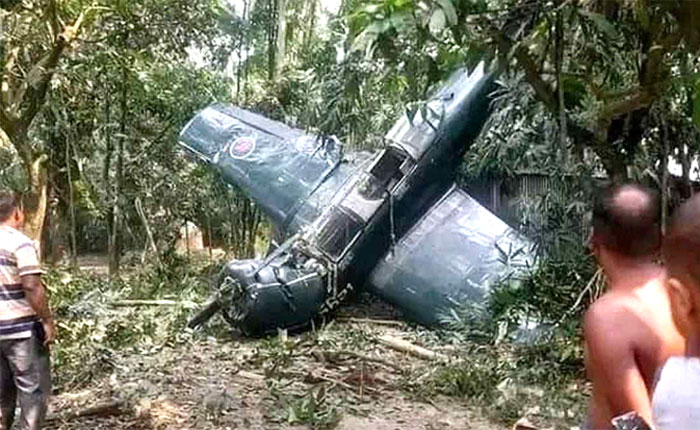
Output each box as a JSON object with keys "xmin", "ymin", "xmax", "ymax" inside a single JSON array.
[
  {"xmin": 364, "ymin": 184, "xmax": 534, "ymax": 326},
  {"xmin": 179, "ymin": 104, "xmax": 342, "ymax": 228}
]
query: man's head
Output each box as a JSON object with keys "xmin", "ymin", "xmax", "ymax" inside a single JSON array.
[
  {"xmin": 663, "ymin": 194, "xmax": 700, "ymax": 338},
  {"xmin": 0, "ymin": 192, "xmax": 24, "ymax": 228},
  {"xmin": 590, "ymin": 184, "xmax": 661, "ymax": 262}
]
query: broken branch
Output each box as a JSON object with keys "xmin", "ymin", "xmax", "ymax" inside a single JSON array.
[
  {"xmin": 45, "ymin": 399, "xmax": 124, "ymax": 423},
  {"xmin": 336, "ymin": 317, "xmax": 403, "ymax": 327},
  {"xmin": 111, "ymin": 299, "xmax": 198, "ymax": 308},
  {"xmin": 327, "ymin": 350, "xmax": 404, "ymax": 372},
  {"xmin": 377, "ymin": 335, "xmax": 447, "ymax": 361}
]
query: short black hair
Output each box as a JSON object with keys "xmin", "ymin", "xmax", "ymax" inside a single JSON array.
[
  {"xmin": 592, "ymin": 184, "xmax": 661, "ymax": 257},
  {"xmin": 0, "ymin": 192, "xmax": 19, "ymax": 223},
  {"xmin": 664, "ymin": 194, "xmax": 700, "ymax": 285}
]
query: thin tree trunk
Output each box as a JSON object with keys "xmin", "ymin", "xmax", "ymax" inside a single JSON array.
[
  {"xmin": 242, "ymin": 0, "xmax": 254, "ymax": 104},
  {"xmin": 661, "ymin": 118, "xmax": 669, "ymax": 234},
  {"xmin": 227, "ymin": 192, "xmax": 235, "ymax": 251},
  {"xmin": 235, "ymin": 0, "xmax": 249, "ymax": 103},
  {"xmin": 267, "ymin": 0, "xmax": 277, "ymax": 81},
  {"xmin": 66, "ymin": 136, "xmax": 78, "ymax": 268},
  {"xmin": 184, "ymin": 220, "xmax": 190, "ymax": 260},
  {"xmin": 135, "ymin": 197, "xmax": 158, "ymax": 264},
  {"xmin": 680, "ymin": 144, "xmax": 693, "ymax": 197},
  {"xmin": 207, "ymin": 212, "xmax": 213, "ymax": 263},
  {"xmin": 555, "ymin": 11, "xmax": 568, "ymax": 165},
  {"xmin": 103, "ymin": 89, "xmax": 114, "ymax": 260},
  {"xmin": 268, "ymin": 0, "xmax": 286, "ymax": 82},
  {"xmin": 109, "ymin": 66, "xmax": 127, "ymax": 278},
  {"xmin": 23, "ymin": 154, "xmax": 49, "ymax": 243},
  {"xmin": 304, "ymin": 0, "xmax": 317, "ymax": 51}
]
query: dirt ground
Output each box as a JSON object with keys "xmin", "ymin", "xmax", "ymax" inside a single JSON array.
[
  {"xmin": 46, "ymin": 326, "xmax": 498, "ymax": 430},
  {"xmin": 45, "ymin": 256, "xmax": 579, "ymax": 430},
  {"xmin": 42, "ymin": 269, "xmax": 501, "ymax": 430}
]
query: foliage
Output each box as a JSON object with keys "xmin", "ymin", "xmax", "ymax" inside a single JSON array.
[
  {"xmin": 350, "ymin": 0, "xmax": 700, "ymax": 181},
  {"xmin": 45, "ymin": 257, "xmax": 227, "ymax": 390},
  {"xmin": 277, "ymin": 386, "xmax": 343, "ymax": 429},
  {"xmin": 398, "ymin": 329, "xmax": 587, "ymax": 426},
  {"xmin": 0, "ymin": 1, "xmax": 697, "ymax": 427}
]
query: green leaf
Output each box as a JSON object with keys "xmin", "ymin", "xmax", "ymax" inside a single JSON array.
[
  {"xmin": 436, "ymin": 0, "xmax": 458, "ymax": 26},
  {"xmin": 429, "ymin": 9, "xmax": 447, "ymax": 33},
  {"xmin": 635, "ymin": 2, "xmax": 650, "ymax": 31},
  {"xmin": 389, "ymin": 11, "xmax": 413, "ymax": 32},
  {"xmin": 359, "ymin": 4, "xmax": 381, "ymax": 15},
  {"xmin": 350, "ymin": 20, "xmax": 389, "ymax": 53},
  {"xmin": 578, "ymin": 9, "xmax": 620, "ymax": 40},
  {"xmin": 693, "ymin": 79, "xmax": 700, "ymax": 129}
]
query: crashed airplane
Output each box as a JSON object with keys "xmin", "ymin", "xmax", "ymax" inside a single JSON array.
[{"xmin": 180, "ymin": 62, "xmax": 534, "ymax": 336}]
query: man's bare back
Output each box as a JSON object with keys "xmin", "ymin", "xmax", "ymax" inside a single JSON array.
[
  {"xmin": 585, "ymin": 270, "xmax": 684, "ymax": 428},
  {"xmin": 585, "ymin": 184, "xmax": 685, "ymax": 428}
]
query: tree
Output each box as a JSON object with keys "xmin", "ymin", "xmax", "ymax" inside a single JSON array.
[
  {"xmin": 348, "ymin": 0, "xmax": 700, "ymax": 180},
  {"xmin": 0, "ymin": 1, "xmax": 96, "ymax": 240}
]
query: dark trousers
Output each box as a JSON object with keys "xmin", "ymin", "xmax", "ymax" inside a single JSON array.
[{"xmin": 0, "ymin": 335, "xmax": 51, "ymax": 430}]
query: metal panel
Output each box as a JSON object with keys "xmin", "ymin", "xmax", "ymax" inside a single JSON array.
[
  {"xmin": 366, "ymin": 185, "xmax": 534, "ymax": 325},
  {"xmin": 179, "ymin": 104, "xmax": 341, "ymax": 226}
]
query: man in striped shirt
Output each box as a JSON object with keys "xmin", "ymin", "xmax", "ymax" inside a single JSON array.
[{"xmin": 0, "ymin": 192, "xmax": 55, "ymax": 430}]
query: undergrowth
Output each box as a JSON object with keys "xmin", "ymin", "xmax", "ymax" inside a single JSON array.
[
  {"xmin": 45, "ymin": 253, "xmax": 229, "ymax": 391},
  {"xmin": 399, "ymin": 326, "xmax": 588, "ymax": 427}
]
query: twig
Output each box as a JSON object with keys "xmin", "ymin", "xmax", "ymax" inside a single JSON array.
[
  {"xmin": 310, "ymin": 371, "xmax": 380, "ymax": 394},
  {"xmin": 336, "ymin": 317, "xmax": 403, "ymax": 327},
  {"xmin": 46, "ymin": 399, "xmax": 124, "ymax": 423},
  {"xmin": 377, "ymin": 335, "xmax": 447, "ymax": 361},
  {"xmin": 553, "ymin": 268, "xmax": 603, "ymax": 328},
  {"xmin": 235, "ymin": 370, "xmax": 265, "ymax": 381},
  {"xmin": 327, "ymin": 350, "xmax": 403, "ymax": 372},
  {"xmin": 277, "ymin": 370, "xmax": 379, "ymax": 394},
  {"xmin": 111, "ymin": 300, "xmax": 198, "ymax": 308}
]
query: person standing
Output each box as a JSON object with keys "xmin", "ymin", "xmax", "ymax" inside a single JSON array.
[
  {"xmin": 584, "ymin": 184, "xmax": 684, "ymax": 428},
  {"xmin": 0, "ymin": 192, "xmax": 55, "ymax": 430},
  {"xmin": 652, "ymin": 193, "xmax": 700, "ymax": 429}
]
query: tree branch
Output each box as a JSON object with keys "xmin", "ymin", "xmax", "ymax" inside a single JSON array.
[
  {"xmin": 597, "ymin": 89, "xmax": 653, "ymax": 133},
  {"xmin": 0, "ymin": 109, "xmax": 16, "ymax": 140},
  {"xmin": 492, "ymin": 29, "xmax": 558, "ymax": 112},
  {"xmin": 17, "ymin": 7, "xmax": 89, "ymax": 136}
]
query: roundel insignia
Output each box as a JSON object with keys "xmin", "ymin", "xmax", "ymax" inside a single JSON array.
[{"xmin": 229, "ymin": 136, "xmax": 256, "ymax": 159}]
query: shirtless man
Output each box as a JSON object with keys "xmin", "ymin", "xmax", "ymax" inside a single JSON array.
[
  {"xmin": 584, "ymin": 184, "xmax": 684, "ymax": 428},
  {"xmin": 652, "ymin": 194, "xmax": 700, "ymax": 429}
]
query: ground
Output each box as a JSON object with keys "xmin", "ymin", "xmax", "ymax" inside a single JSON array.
[
  {"xmin": 41, "ymin": 256, "xmax": 585, "ymax": 430},
  {"xmin": 46, "ymin": 321, "xmax": 496, "ymax": 430}
]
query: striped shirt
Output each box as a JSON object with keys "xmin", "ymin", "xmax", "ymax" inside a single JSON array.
[{"xmin": 0, "ymin": 226, "xmax": 44, "ymax": 339}]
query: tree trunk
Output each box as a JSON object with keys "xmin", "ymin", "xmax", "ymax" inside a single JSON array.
[
  {"xmin": 103, "ymin": 88, "xmax": 114, "ymax": 259},
  {"xmin": 236, "ymin": 0, "xmax": 249, "ymax": 103},
  {"xmin": 207, "ymin": 212, "xmax": 213, "ymax": 263},
  {"xmin": 23, "ymin": 153, "xmax": 49, "ymax": 242},
  {"xmin": 109, "ymin": 66, "xmax": 127, "ymax": 277},
  {"xmin": 554, "ymin": 11, "xmax": 568, "ymax": 166},
  {"xmin": 135, "ymin": 197, "xmax": 158, "ymax": 264},
  {"xmin": 661, "ymin": 118, "xmax": 669, "ymax": 234},
  {"xmin": 66, "ymin": 136, "xmax": 78, "ymax": 268},
  {"xmin": 267, "ymin": 0, "xmax": 277, "ymax": 81},
  {"xmin": 680, "ymin": 144, "xmax": 693, "ymax": 198},
  {"xmin": 304, "ymin": 0, "xmax": 317, "ymax": 51},
  {"xmin": 268, "ymin": 0, "xmax": 286, "ymax": 81},
  {"xmin": 243, "ymin": 0, "xmax": 254, "ymax": 104},
  {"xmin": 184, "ymin": 220, "xmax": 190, "ymax": 260}
]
